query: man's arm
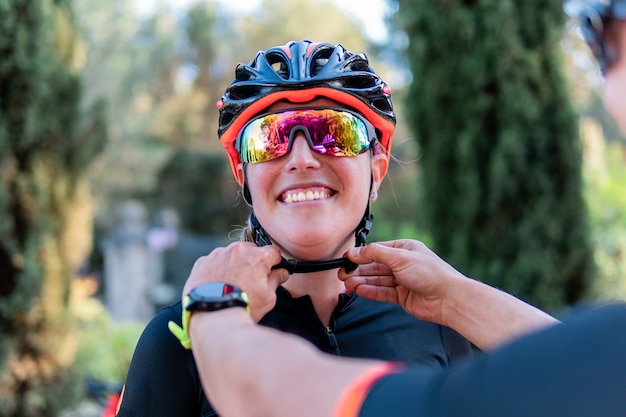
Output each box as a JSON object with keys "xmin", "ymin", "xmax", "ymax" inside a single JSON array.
[
  {"xmin": 340, "ymin": 240, "xmax": 559, "ymax": 350},
  {"xmin": 188, "ymin": 308, "xmax": 380, "ymax": 417},
  {"xmin": 190, "ymin": 304, "xmax": 626, "ymax": 417}
]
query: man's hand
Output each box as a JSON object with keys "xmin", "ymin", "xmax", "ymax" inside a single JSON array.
[
  {"xmin": 183, "ymin": 242, "xmax": 289, "ymax": 321},
  {"xmin": 339, "ymin": 239, "xmax": 559, "ymax": 351},
  {"xmin": 339, "ymin": 239, "xmax": 461, "ymax": 325}
]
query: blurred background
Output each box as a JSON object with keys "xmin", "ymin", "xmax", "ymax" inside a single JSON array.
[{"xmin": 1, "ymin": 0, "xmax": 625, "ymax": 415}]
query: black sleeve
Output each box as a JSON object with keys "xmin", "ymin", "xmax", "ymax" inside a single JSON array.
[
  {"xmin": 359, "ymin": 303, "xmax": 626, "ymax": 417},
  {"xmin": 116, "ymin": 303, "xmax": 206, "ymax": 417}
]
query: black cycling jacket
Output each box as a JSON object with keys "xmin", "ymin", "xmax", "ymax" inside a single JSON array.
[{"xmin": 117, "ymin": 286, "xmax": 471, "ymax": 417}]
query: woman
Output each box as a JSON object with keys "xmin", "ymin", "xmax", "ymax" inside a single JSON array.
[
  {"xmin": 116, "ymin": 40, "xmax": 554, "ymax": 416},
  {"xmin": 116, "ymin": 40, "xmax": 474, "ymax": 417}
]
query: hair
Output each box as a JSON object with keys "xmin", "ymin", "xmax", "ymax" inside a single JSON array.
[{"xmin": 238, "ymin": 221, "xmax": 255, "ymax": 243}]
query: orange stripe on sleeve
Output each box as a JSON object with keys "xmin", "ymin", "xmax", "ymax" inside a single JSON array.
[{"xmin": 333, "ymin": 362, "xmax": 401, "ymax": 417}]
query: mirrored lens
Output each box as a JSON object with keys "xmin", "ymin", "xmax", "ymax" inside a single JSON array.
[{"xmin": 238, "ymin": 109, "xmax": 373, "ymax": 164}]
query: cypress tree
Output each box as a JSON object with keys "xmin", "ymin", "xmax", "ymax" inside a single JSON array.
[
  {"xmin": 0, "ymin": 1, "xmax": 106, "ymax": 415},
  {"xmin": 396, "ymin": 0, "xmax": 594, "ymax": 310}
]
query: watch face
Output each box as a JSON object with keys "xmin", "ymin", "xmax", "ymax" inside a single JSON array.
[
  {"xmin": 191, "ymin": 282, "xmax": 232, "ymax": 300},
  {"xmin": 186, "ymin": 282, "xmax": 247, "ymax": 312}
]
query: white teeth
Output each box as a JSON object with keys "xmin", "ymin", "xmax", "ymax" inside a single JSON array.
[{"xmin": 284, "ymin": 189, "xmax": 329, "ymax": 203}]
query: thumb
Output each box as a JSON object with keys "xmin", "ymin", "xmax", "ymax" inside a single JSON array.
[
  {"xmin": 347, "ymin": 243, "xmax": 390, "ymax": 265},
  {"xmin": 269, "ymin": 268, "xmax": 289, "ymax": 288}
]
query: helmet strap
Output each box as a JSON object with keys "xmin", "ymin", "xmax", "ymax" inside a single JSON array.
[
  {"xmin": 242, "ymin": 182, "xmax": 253, "ymax": 206},
  {"xmin": 355, "ymin": 204, "xmax": 373, "ymax": 247},
  {"xmin": 250, "ymin": 211, "xmax": 272, "ymax": 246}
]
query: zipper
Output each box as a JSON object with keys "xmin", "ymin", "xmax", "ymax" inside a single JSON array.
[{"xmin": 325, "ymin": 325, "xmax": 341, "ymax": 355}]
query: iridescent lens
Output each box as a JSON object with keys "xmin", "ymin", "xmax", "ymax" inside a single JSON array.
[{"xmin": 238, "ymin": 109, "xmax": 373, "ymax": 164}]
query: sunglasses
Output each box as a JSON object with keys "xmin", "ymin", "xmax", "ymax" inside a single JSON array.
[
  {"xmin": 235, "ymin": 108, "xmax": 377, "ymax": 164},
  {"xmin": 565, "ymin": 0, "xmax": 626, "ymax": 73}
]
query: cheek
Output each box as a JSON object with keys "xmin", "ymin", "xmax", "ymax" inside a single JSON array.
[
  {"xmin": 344, "ymin": 157, "xmax": 374, "ymax": 206},
  {"xmin": 245, "ymin": 164, "xmax": 273, "ymax": 203}
]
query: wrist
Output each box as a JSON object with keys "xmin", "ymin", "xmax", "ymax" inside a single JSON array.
[
  {"xmin": 438, "ymin": 273, "xmax": 477, "ymax": 329},
  {"xmin": 168, "ymin": 282, "xmax": 250, "ymax": 350},
  {"xmin": 189, "ymin": 307, "xmax": 253, "ymax": 341}
]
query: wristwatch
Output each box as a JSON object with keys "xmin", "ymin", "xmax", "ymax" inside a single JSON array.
[
  {"xmin": 186, "ymin": 282, "xmax": 249, "ymax": 312},
  {"xmin": 168, "ymin": 282, "xmax": 249, "ymax": 350}
]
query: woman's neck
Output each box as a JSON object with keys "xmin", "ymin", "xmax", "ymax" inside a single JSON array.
[{"xmin": 282, "ymin": 270, "xmax": 347, "ymax": 326}]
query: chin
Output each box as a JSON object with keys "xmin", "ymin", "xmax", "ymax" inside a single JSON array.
[{"xmin": 281, "ymin": 234, "xmax": 354, "ymax": 261}]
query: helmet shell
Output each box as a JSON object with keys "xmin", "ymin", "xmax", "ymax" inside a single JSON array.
[{"xmin": 217, "ymin": 40, "xmax": 396, "ymax": 184}]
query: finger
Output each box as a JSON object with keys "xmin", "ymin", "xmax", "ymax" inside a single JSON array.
[
  {"xmin": 258, "ymin": 245, "xmax": 285, "ymax": 270},
  {"xmin": 373, "ymin": 239, "xmax": 423, "ymax": 251},
  {"xmin": 355, "ymin": 240, "xmax": 427, "ymax": 272},
  {"xmin": 343, "ymin": 275, "xmax": 396, "ymax": 291},
  {"xmin": 338, "ymin": 256, "xmax": 393, "ymax": 281},
  {"xmin": 345, "ymin": 243, "xmax": 406, "ymax": 270},
  {"xmin": 349, "ymin": 262, "xmax": 393, "ymax": 277},
  {"xmin": 353, "ymin": 284, "xmax": 399, "ymax": 304}
]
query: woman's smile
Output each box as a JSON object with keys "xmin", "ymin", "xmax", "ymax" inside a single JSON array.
[{"xmin": 280, "ymin": 186, "xmax": 335, "ymax": 203}]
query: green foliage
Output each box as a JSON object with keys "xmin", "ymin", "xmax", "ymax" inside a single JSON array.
[
  {"xmin": 0, "ymin": 0, "xmax": 106, "ymax": 415},
  {"xmin": 72, "ymin": 297, "xmax": 143, "ymax": 384},
  {"xmin": 150, "ymin": 149, "xmax": 250, "ymax": 234},
  {"xmin": 585, "ymin": 141, "xmax": 626, "ymax": 301},
  {"xmin": 396, "ymin": 0, "xmax": 595, "ymax": 310},
  {"xmin": 238, "ymin": 0, "xmax": 368, "ymax": 53},
  {"xmin": 369, "ymin": 158, "xmax": 430, "ymax": 243}
]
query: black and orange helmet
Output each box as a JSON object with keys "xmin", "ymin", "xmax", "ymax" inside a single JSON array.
[{"xmin": 216, "ymin": 40, "xmax": 396, "ymax": 184}]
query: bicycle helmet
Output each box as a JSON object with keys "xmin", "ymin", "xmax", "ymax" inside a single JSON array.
[
  {"xmin": 217, "ymin": 40, "xmax": 396, "ymax": 185},
  {"xmin": 565, "ymin": 0, "xmax": 626, "ymax": 73}
]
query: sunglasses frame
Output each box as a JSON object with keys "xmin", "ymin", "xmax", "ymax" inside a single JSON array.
[{"xmin": 235, "ymin": 107, "xmax": 379, "ymax": 164}]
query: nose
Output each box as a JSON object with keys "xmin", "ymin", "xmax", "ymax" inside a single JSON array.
[{"xmin": 284, "ymin": 131, "xmax": 321, "ymax": 171}]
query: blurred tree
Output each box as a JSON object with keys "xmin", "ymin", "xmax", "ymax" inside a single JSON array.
[
  {"xmin": 396, "ymin": 0, "xmax": 595, "ymax": 310},
  {"xmin": 74, "ymin": 0, "xmax": 239, "ymax": 236},
  {"xmin": 237, "ymin": 0, "xmax": 367, "ymax": 55},
  {"xmin": 0, "ymin": 0, "xmax": 106, "ymax": 415},
  {"xmin": 74, "ymin": 0, "xmax": 179, "ymax": 213},
  {"xmin": 150, "ymin": 149, "xmax": 248, "ymax": 234}
]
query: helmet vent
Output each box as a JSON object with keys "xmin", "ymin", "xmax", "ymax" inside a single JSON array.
[
  {"xmin": 310, "ymin": 46, "xmax": 334, "ymax": 76},
  {"xmin": 342, "ymin": 74, "xmax": 377, "ymax": 89},
  {"xmin": 219, "ymin": 112, "xmax": 234, "ymax": 128},
  {"xmin": 234, "ymin": 64, "xmax": 252, "ymax": 82},
  {"xmin": 372, "ymin": 98, "xmax": 393, "ymax": 113},
  {"xmin": 353, "ymin": 61, "xmax": 370, "ymax": 71},
  {"xmin": 228, "ymin": 84, "xmax": 261, "ymax": 100},
  {"xmin": 311, "ymin": 58, "xmax": 329, "ymax": 76},
  {"xmin": 266, "ymin": 51, "xmax": 290, "ymax": 79}
]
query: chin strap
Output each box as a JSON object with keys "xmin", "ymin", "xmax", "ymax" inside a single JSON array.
[
  {"xmin": 249, "ymin": 211, "xmax": 373, "ymax": 274},
  {"xmin": 355, "ymin": 203, "xmax": 374, "ymax": 247},
  {"xmin": 250, "ymin": 212, "xmax": 273, "ymax": 246}
]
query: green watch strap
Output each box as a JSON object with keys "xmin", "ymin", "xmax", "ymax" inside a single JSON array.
[
  {"xmin": 168, "ymin": 295, "xmax": 193, "ymax": 349},
  {"xmin": 167, "ymin": 292, "xmax": 251, "ymax": 350}
]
